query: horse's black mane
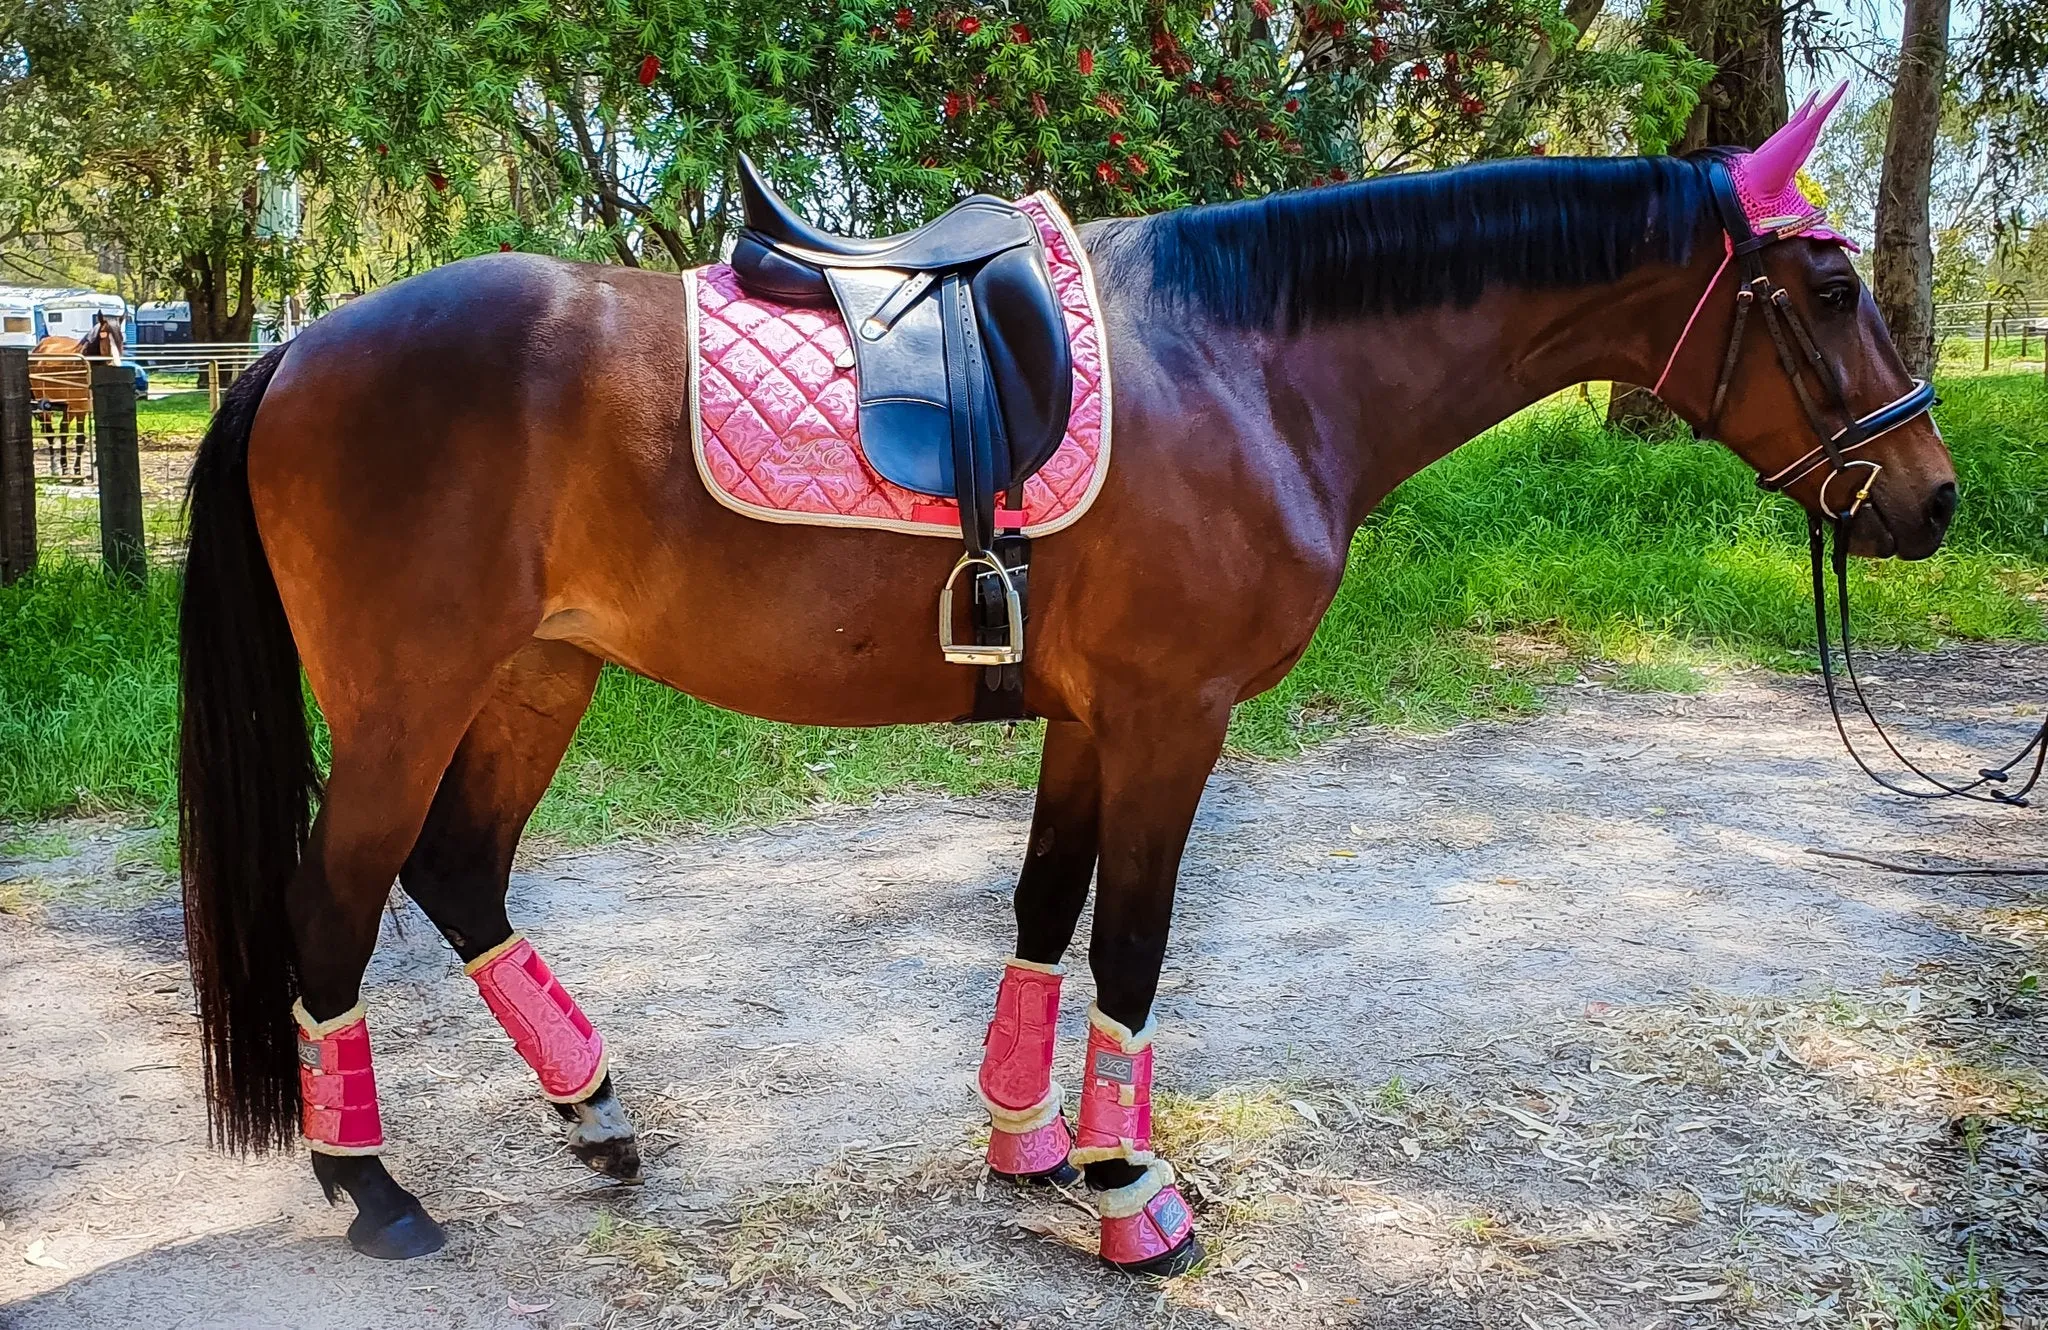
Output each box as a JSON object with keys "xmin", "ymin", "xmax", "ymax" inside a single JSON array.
[{"xmin": 1136, "ymin": 155, "xmax": 1716, "ymax": 330}]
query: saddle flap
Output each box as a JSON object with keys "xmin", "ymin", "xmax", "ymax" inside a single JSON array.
[{"xmin": 825, "ymin": 267, "xmax": 956, "ymax": 497}]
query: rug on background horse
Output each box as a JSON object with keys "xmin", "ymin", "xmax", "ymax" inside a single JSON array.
[{"xmin": 687, "ymin": 193, "xmax": 1110, "ymax": 538}]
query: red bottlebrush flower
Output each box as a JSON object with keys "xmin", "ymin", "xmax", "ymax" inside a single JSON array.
[
  {"xmin": 1258, "ymin": 122, "xmax": 1279, "ymax": 140},
  {"xmin": 894, "ymin": 6, "xmax": 913, "ymax": 26},
  {"xmin": 1311, "ymin": 174, "xmax": 1326, "ymax": 186},
  {"xmin": 1186, "ymin": 80, "xmax": 1204, "ymax": 97},
  {"xmin": 1369, "ymin": 36, "xmax": 1388, "ymax": 61},
  {"xmin": 1109, "ymin": 131, "xmax": 1126, "ymax": 147},
  {"xmin": 1010, "ymin": 22, "xmax": 1030, "ymax": 42},
  {"xmin": 1473, "ymin": 45, "xmax": 1490, "ymax": 61},
  {"xmin": 944, "ymin": 91, "xmax": 964, "ymax": 118},
  {"xmin": 1284, "ymin": 97, "xmax": 1300, "ymax": 113},
  {"xmin": 1077, "ymin": 47, "xmax": 1094, "ymax": 75},
  {"xmin": 869, "ymin": 25, "xmax": 884, "ymax": 38},
  {"xmin": 428, "ymin": 173, "xmax": 448, "ymax": 193},
  {"xmin": 1030, "ymin": 91, "xmax": 1049, "ymax": 119},
  {"xmin": 921, "ymin": 154, "xmax": 939, "ymax": 166},
  {"xmin": 1411, "ymin": 60, "xmax": 1429, "ymax": 79},
  {"xmin": 1283, "ymin": 140, "xmax": 1304, "ymax": 154},
  {"xmin": 1529, "ymin": 142, "xmax": 1547, "ymax": 155},
  {"xmin": 1094, "ymin": 92, "xmax": 1124, "ymax": 117},
  {"xmin": 1377, "ymin": 0, "xmax": 1404, "ymax": 10},
  {"xmin": 957, "ymin": 15, "xmax": 980, "ymax": 35},
  {"xmin": 1328, "ymin": 166, "xmax": 1348, "ymax": 181},
  {"xmin": 499, "ymin": 241, "xmax": 513, "ymax": 251},
  {"xmin": 1460, "ymin": 95, "xmax": 1483, "ymax": 115},
  {"xmin": 376, "ymin": 143, "xmax": 389, "ymax": 157},
  {"xmin": 1326, "ymin": 19, "xmax": 1345, "ymax": 37},
  {"xmin": 1096, "ymin": 160, "xmax": 1121, "ymax": 184},
  {"xmin": 1252, "ymin": 0, "xmax": 1274, "ymax": 16},
  {"xmin": 1221, "ymin": 129, "xmax": 1242, "ymax": 148},
  {"xmin": 638, "ymin": 54, "xmax": 661, "ymax": 85},
  {"xmin": 1126, "ymin": 153, "xmax": 1148, "ymax": 176},
  {"xmin": 1443, "ymin": 50, "xmax": 1458, "ymax": 74},
  {"xmin": 1231, "ymin": 171, "xmax": 1246, "ymax": 189}
]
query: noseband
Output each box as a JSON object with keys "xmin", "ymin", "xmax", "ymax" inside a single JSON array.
[{"xmin": 1655, "ymin": 159, "xmax": 2046, "ymax": 807}]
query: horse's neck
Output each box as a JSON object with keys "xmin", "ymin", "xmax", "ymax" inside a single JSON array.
[{"xmin": 1287, "ymin": 263, "xmax": 1708, "ymax": 522}]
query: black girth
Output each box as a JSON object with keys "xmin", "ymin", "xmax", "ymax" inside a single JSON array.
[{"xmin": 1680, "ymin": 158, "xmax": 2043, "ymax": 805}]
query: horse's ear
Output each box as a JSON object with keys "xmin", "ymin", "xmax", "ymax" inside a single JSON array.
[{"xmin": 1745, "ymin": 80, "xmax": 1848, "ymax": 201}]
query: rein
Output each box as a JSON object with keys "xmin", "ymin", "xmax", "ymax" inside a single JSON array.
[{"xmin": 1661, "ymin": 159, "xmax": 2047, "ymax": 807}]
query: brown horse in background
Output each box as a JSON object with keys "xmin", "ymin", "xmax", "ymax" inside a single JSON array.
[
  {"xmin": 29, "ymin": 317, "xmax": 124, "ymax": 477},
  {"xmin": 177, "ymin": 145, "xmax": 1954, "ymax": 1269}
]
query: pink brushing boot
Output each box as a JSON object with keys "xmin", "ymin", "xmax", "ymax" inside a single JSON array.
[
  {"xmin": 466, "ymin": 935, "xmax": 608, "ymax": 1103},
  {"xmin": 977, "ymin": 959, "xmax": 1078, "ymax": 1183},
  {"xmin": 1073, "ymin": 1005, "xmax": 1201, "ymax": 1275},
  {"xmin": 294, "ymin": 999, "xmax": 385, "ymax": 1156}
]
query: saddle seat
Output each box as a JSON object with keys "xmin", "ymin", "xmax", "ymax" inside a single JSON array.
[{"xmin": 728, "ymin": 154, "xmax": 1076, "ymax": 684}]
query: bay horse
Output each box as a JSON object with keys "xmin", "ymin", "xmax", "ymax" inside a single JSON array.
[
  {"xmin": 179, "ymin": 110, "xmax": 1955, "ymax": 1270},
  {"xmin": 28, "ymin": 315, "xmax": 124, "ymax": 476}
]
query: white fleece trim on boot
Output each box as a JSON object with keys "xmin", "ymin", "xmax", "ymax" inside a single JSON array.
[
  {"xmin": 462, "ymin": 932, "xmax": 526, "ymax": 977},
  {"xmin": 1003, "ymin": 956, "xmax": 1064, "ymax": 977},
  {"xmin": 1093, "ymin": 1159, "xmax": 1177, "ymax": 1219},
  {"xmin": 1086, "ymin": 1003, "xmax": 1156, "ymax": 1054},
  {"xmin": 292, "ymin": 998, "xmax": 368, "ymax": 1040},
  {"xmin": 980, "ymin": 1079, "xmax": 1065, "ymax": 1134}
]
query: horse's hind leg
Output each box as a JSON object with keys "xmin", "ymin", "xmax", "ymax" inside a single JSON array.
[
  {"xmin": 290, "ymin": 691, "xmax": 488, "ymax": 1260},
  {"xmin": 979, "ymin": 721, "xmax": 1098, "ymax": 1185},
  {"xmin": 396, "ymin": 640, "xmax": 641, "ymax": 1182}
]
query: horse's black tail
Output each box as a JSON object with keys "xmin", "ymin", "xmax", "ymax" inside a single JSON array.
[{"xmin": 178, "ymin": 344, "xmax": 318, "ymax": 1154}]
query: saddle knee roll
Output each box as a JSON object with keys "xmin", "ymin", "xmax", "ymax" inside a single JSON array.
[{"xmin": 466, "ymin": 935, "xmax": 608, "ymax": 1103}]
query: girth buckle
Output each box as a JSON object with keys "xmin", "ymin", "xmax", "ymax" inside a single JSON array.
[{"xmin": 940, "ymin": 552, "xmax": 1025, "ymax": 666}]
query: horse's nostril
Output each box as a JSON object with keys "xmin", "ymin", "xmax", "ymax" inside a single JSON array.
[{"xmin": 1927, "ymin": 480, "xmax": 1959, "ymax": 531}]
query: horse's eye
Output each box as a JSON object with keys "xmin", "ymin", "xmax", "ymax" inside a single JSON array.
[{"xmin": 1818, "ymin": 282, "xmax": 1855, "ymax": 312}]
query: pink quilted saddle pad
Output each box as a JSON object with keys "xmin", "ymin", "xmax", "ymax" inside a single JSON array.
[{"xmin": 687, "ymin": 193, "xmax": 1110, "ymax": 538}]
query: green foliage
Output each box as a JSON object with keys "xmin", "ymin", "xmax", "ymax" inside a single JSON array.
[
  {"xmin": 3, "ymin": 376, "xmax": 2044, "ymax": 837},
  {"xmin": 6, "ymin": 0, "xmax": 1716, "ymax": 287}
]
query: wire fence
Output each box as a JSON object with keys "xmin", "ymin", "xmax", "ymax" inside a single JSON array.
[{"xmin": 23, "ymin": 351, "xmax": 194, "ymax": 561}]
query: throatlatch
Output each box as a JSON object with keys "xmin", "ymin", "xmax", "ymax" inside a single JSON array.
[
  {"xmin": 1073, "ymin": 1005, "xmax": 1200, "ymax": 1269},
  {"xmin": 466, "ymin": 935, "xmax": 608, "ymax": 1103},
  {"xmin": 977, "ymin": 958, "xmax": 1074, "ymax": 1178},
  {"xmin": 294, "ymin": 999, "xmax": 384, "ymax": 1156}
]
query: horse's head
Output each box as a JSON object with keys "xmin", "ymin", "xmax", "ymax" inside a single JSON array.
[{"xmin": 1654, "ymin": 85, "xmax": 1955, "ymax": 560}]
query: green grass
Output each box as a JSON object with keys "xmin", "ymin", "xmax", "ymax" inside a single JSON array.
[
  {"xmin": 3, "ymin": 372, "xmax": 2045, "ymax": 839},
  {"xmin": 137, "ymin": 390, "xmax": 217, "ymax": 442}
]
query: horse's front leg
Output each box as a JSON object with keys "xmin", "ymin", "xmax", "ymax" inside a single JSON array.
[
  {"xmin": 979, "ymin": 721, "xmax": 1099, "ymax": 1185},
  {"xmin": 1076, "ymin": 703, "xmax": 1227, "ymax": 1275}
]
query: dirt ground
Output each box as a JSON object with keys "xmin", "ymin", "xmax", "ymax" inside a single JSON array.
[{"xmin": 3, "ymin": 648, "xmax": 2045, "ymax": 1330}]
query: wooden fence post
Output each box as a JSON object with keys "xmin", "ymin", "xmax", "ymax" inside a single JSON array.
[
  {"xmin": 1982, "ymin": 301, "xmax": 1994, "ymax": 371},
  {"xmin": 91, "ymin": 360, "xmax": 145, "ymax": 586},
  {"xmin": 0, "ymin": 347, "xmax": 34, "ymax": 584}
]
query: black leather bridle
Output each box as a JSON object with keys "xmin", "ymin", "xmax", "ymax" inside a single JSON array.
[{"xmin": 1662, "ymin": 158, "xmax": 2047, "ymax": 806}]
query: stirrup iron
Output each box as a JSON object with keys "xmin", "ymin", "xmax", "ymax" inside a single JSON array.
[{"xmin": 940, "ymin": 552, "xmax": 1024, "ymax": 666}]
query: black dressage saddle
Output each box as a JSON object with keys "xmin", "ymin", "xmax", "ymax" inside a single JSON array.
[{"xmin": 729, "ymin": 155, "xmax": 1073, "ymax": 706}]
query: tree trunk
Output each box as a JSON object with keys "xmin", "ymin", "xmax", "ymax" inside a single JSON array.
[
  {"xmin": 1611, "ymin": 0, "xmax": 1786, "ymax": 431},
  {"xmin": 1872, "ymin": 0, "xmax": 1950, "ymax": 381}
]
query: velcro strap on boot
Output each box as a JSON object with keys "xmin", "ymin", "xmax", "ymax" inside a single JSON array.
[
  {"xmin": 1070, "ymin": 1003, "xmax": 1157, "ymax": 1167},
  {"xmin": 466, "ymin": 935, "xmax": 607, "ymax": 1103},
  {"xmin": 294, "ymin": 999, "xmax": 384, "ymax": 1156},
  {"xmin": 977, "ymin": 959, "xmax": 1064, "ymax": 1117}
]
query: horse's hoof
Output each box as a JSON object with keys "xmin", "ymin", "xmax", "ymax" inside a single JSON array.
[
  {"xmin": 991, "ymin": 1158, "xmax": 1082, "ymax": 1188},
  {"xmin": 562, "ymin": 1083, "xmax": 643, "ymax": 1183},
  {"xmin": 569, "ymin": 1133, "xmax": 645, "ymax": 1184},
  {"xmin": 1104, "ymin": 1231, "xmax": 1203, "ymax": 1279},
  {"xmin": 345, "ymin": 1200, "xmax": 447, "ymax": 1260}
]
